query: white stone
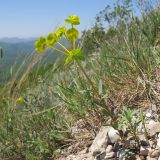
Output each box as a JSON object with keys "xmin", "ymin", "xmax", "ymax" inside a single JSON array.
[
  {"xmin": 108, "ymin": 127, "xmax": 120, "ymax": 144},
  {"xmin": 151, "ymin": 104, "xmax": 157, "ymax": 112},
  {"xmin": 104, "ymin": 152, "xmax": 115, "ymax": 159},
  {"xmin": 148, "ymin": 120, "xmax": 156, "ymax": 125},
  {"xmin": 146, "ymin": 122, "xmax": 160, "ymax": 137},
  {"xmin": 146, "ymin": 113, "xmax": 152, "ymax": 118},
  {"xmin": 89, "ymin": 127, "xmax": 109, "ymax": 153},
  {"xmin": 157, "ymin": 137, "xmax": 160, "ymax": 148},
  {"xmin": 106, "ymin": 145, "xmax": 113, "ymax": 153}
]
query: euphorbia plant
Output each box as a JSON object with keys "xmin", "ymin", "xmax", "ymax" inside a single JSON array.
[
  {"xmin": 34, "ymin": 15, "xmax": 115, "ymax": 120},
  {"xmin": 34, "ymin": 15, "xmax": 83, "ymax": 64},
  {"xmin": 34, "ymin": 15, "xmax": 98, "ymax": 95}
]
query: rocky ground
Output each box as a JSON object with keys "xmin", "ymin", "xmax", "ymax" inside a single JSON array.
[{"xmin": 58, "ymin": 106, "xmax": 160, "ymax": 160}]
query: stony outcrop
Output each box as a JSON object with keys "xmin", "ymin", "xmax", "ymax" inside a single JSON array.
[{"xmin": 59, "ymin": 108, "xmax": 160, "ymax": 160}]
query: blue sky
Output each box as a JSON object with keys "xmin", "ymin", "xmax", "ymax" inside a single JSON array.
[{"xmin": 0, "ymin": 0, "xmax": 114, "ymax": 38}]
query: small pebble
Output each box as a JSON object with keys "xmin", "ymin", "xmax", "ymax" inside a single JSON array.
[
  {"xmin": 104, "ymin": 152, "xmax": 115, "ymax": 159},
  {"xmin": 106, "ymin": 145, "xmax": 113, "ymax": 153}
]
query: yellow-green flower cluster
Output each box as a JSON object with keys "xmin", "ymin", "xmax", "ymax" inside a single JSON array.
[
  {"xmin": 17, "ymin": 97, "xmax": 25, "ymax": 104},
  {"xmin": 56, "ymin": 26, "xmax": 66, "ymax": 39},
  {"xmin": 34, "ymin": 15, "xmax": 80, "ymax": 53},
  {"xmin": 34, "ymin": 37, "xmax": 46, "ymax": 52},
  {"xmin": 46, "ymin": 33, "xmax": 58, "ymax": 48},
  {"xmin": 66, "ymin": 28, "xmax": 79, "ymax": 42},
  {"xmin": 65, "ymin": 15, "xmax": 80, "ymax": 25},
  {"xmin": 34, "ymin": 15, "xmax": 84, "ymax": 65}
]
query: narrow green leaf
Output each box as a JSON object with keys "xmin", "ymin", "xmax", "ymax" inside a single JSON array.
[{"xmin": 0, "ymin": 47, "xmax": 3, "ymax": 58}]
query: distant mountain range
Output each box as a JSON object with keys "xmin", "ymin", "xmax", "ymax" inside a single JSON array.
[
  {"xmin": 0, "ymin": 37, "xmax": 37, "ymax": 44},
  {"xmin": 0, "ymin": 38, "xmax": 35, "ymax": 82},
  {"xmin": 0, "ymin": 37, "xmax": 67, "ymax": 83},
  {"xmin": 0, "ymin": 37, "xmax": 35, "ymax": 57}
]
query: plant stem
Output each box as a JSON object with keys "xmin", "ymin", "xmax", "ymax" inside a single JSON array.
[
  {"xmin": 76, "ymin": 61, "xmax": 99, "ymax": 97},
  {"xmin": 76, "ymin": 61, "xmax": 113, "ymax": 118},
  {"xmin": 142, "ymin": 121, "xmax": 149, "ymax": 139},
  {"xmin": 131, "ymin": 125, "xmax": 141, "ymax": 150},
  {"xmin": 57, "ymin": 42, "xmax": 70, "ymax": 54},
  {"xmin": 73, "ymin": 39, "xmax": 76, "ymax": 50},
  {"xmin": 51, "ymin": 47, "xmax": 67, "ymax": 55}
]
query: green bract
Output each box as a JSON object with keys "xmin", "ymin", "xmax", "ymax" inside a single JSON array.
[
  {"xmin": 66, "ymin": 28, "xmax": 79, "ymax": 42},
  {"xmin": 56, "ymin": 26, "xmax": 66, "ymax": 39},
  {"xmin": 65, "ymin": 48, "xmax": 84, "ymax": 64},
  {"xmin": 46, "ymin": 33, "xmax": 58, "ymax": 47},
  {"xmin": 34, "ymin": 37, "xmax": 46, "ymax": 52},
  {"xmin": 65, "ymin": 15, "xmax": 80, "ymax": 25}
]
